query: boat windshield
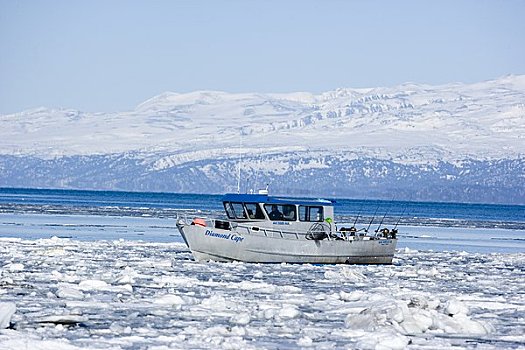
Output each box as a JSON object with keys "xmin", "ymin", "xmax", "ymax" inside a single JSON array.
[
  {"xmin": 245, "ymin": 202, "xmax": 266, "ymax": 219},
  {"xmin": 223, "ymin": 200, "xmax": 326, "ymax": 222},
  {"xmin": 264, "ymin": 204, "xmax": 296, "ymax": 221},
  {"xmin": 223, "ymin": 202, "xmax": 265, "ymax": 220}
]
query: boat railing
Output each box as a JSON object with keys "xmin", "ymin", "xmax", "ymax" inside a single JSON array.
[
  {"xmin": 235, "ymin": 224, "xmax": 302, "ymax": 240},
  {"xmin": 234, "ymin": 224, "xmax": 394, "ymax": 241},
  {"xmin": 177, "ymin": 214, "xmax": 396, "ymax": 240}
]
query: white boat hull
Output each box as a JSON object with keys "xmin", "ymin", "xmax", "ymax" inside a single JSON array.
[{"xmin": 177, "ymin": 223, "xmax": 397, "ymax": 264}]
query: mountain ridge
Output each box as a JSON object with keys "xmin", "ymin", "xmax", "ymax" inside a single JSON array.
[{"xmin": 1, "ymin": 76, "xmax": 524, "ymax": 204}]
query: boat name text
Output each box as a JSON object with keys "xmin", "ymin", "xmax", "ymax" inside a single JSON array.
[{"xmin": 205, "ymin": 230, "xmax": 244, "ymax": 243}]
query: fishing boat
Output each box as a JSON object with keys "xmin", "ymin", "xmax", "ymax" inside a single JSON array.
[{"xmin": 176, "ymin": 191, "xmax": 398, "ymax": 264}]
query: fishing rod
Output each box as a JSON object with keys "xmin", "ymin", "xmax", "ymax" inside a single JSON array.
[
  {"xmin": 352, "ymin": 205, "xmax": 363, "ymax": 228},
  {"xmin": 392, "ymin": 205, "xmax": 408, "ymax": 231},
  {"xmin": 375, "ymin": 211, "xmax": 388, "ymax": 233},
  {"xmin": 375, "ymin": 197, "xmax": 395, "ymax": 233},
  {"xmin": 365, "ymin": 206, "xmax": 379, "ymax": 233}
]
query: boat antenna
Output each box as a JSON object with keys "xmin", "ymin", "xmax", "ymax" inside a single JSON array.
[
  {"xmin": 252, "ymin": 147, "xmax": 263, "ymax": 192},
  {"xmin": 365, "ymin": 206, "xmax": 379, "ymax": 233},
  {"xmin": 236, "ymin": 131, "xmax": 242, "ymax": 194}
]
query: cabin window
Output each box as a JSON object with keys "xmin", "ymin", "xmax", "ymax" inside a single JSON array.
[
  {"xmin": 264, "ymin": 204, "xmax": 296, "ymax": 221},
  {"xmin": 231, "ymin": 202, "xmax": 247, "ymax": 219},
  {"xmin": 223, "ymin": 202, "xmax": 247, "ymax": 219},
  {"xmin": 224, "ymin": 202, "xmax": 235, "ymax": 219},
  {"xmin": 299, "ymin": 205, "xmax": 324, "ymax": 222},
  {"xmin": 244, "ymin": 202, "xmax": 265, "ymax": 219}
]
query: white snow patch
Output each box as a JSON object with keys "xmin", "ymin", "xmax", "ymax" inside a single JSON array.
[
  {"xmin": 0, "ymin": 236, "xmax": 521, "ymax": 349},
  {"xmin": 0, "ymin": 303, "xmax": 16, "ymax": 328}
]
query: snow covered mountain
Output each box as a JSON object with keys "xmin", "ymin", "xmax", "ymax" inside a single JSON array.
[{"xmin": 1, "ymin": 76, "xmax": 524, "ymax": 204}]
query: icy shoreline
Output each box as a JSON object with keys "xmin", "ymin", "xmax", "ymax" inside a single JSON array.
[{"xmin": 0, "ymin": 237, "xmax": 524, "ymax": 349}]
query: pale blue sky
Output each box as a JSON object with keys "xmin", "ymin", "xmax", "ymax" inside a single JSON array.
[{"xmin": 1, "ymin": 0, "xmax": 524, "ymax": 114}]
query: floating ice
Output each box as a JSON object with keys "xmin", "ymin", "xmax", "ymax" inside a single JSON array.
[
  {"xmin": 0, "ymin": 237, "xmax": 523, "ymax": 349},
  {"xmin": 445, "ymin": 298, "xmax": 469, "ymax": 315},
  {"xmin": 153, "ymin": 294, "xmax": 186, "ymax": 306},
  {"xmin": 78, "ymin": 279, "xmax": 108, "ymax": 290},
  {"xmin": 230, "ymin": 312, "xmax": 250, "ymax": 325},
  {"xmin": 0, "ymin": 335, "xmax": 85, "ymax": 350},
  {"xmin": 0, "ymin": 303, "xmax": 16, "ymax": 328},
  {"xmin": 278, "ymin": 304, "xmax": 301, "ymax": 319},
  {"xmin": 296, "ymin": 336, "xmax": 313, "ymax": 347},
  {"xmin": 4, "ymin": 263, "xmax": 24, "ymax": 272},
  {"xmin": 77, "ymin": 279, "xmax": 132, "ymax": 293},
  {"xmin": 355, "ymin": 330, "xmax": 410, "ymax": 350},
  {"xmin": 56, "ymin": 286, "xmax": 85, "ymax": 300},
  {"xmin": 36, "ymin": 315, "xmax": 88, "ymax": 325},
  {"xmin": 324, "ymin": 266, "xmax": 367, "ymax": 282}
]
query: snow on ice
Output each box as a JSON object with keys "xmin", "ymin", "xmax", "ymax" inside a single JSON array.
[{"xmin": 0, "ymin": 237, "xmax": 524, "ymax": 349}]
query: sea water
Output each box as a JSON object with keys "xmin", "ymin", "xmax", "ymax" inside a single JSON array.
[
  {"xmin": 0, "ymin": 188, "xmax": 524, "ymax": 349},
  {"xmin": 0, "ymin": 188, "xmax": 523, "ymax": 253}
]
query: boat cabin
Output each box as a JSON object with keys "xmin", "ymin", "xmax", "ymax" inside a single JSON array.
[{"xmin": 222, "ymin": 193, "xmax": 335, "ymax": 231}]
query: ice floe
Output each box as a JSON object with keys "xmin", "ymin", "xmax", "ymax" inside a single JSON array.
[
  {"xmin": 0, "ymin": 303, "xmax": 16, "ymax": 329},
  {"xmin": 0, "ymin": 237, "xmax": 524, "ymax": 349}
]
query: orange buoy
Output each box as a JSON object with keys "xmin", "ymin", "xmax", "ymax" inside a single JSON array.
[{"xmin": 192, "ymin": 218, "xmax": 207, "ymax": 227}]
